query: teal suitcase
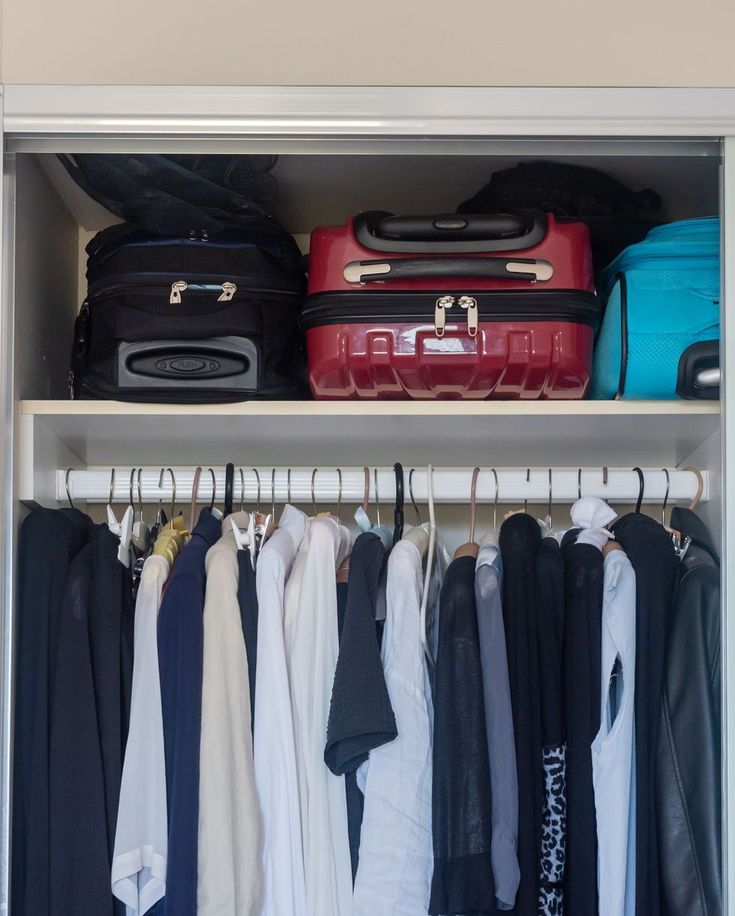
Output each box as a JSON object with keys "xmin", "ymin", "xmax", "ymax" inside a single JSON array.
[{"xmin": 591, "ymin": 218, "xmax": 720, "ymax": 399}]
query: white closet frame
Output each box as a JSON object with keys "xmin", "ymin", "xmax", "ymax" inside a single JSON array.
[{"xmin": 0, "ymin": 85, "xmax": 733, "ymax": 915}]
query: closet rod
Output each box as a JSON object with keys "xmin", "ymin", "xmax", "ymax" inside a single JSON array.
[{"xmin": 58, "ymin": 466, "xmax": 708, "ymax": 505}]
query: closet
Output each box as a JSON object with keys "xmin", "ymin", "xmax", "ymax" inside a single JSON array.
[{"xmin": 0, "ymin": 85, "xmax": 732, "ymax": 915}]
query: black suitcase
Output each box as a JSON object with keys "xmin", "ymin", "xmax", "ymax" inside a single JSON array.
[{"xmin": 71, "ymin": 222, "xmax": 307, "ymax": 402}]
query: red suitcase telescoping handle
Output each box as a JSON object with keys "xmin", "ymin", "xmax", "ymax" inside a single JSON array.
[
  {"xmin": 354, "ymin": 209, "xmax": 548, "ymax": 253},
  {"xmin": 343, "ymin": 256, "xmax": 554, "ymax": 284}
]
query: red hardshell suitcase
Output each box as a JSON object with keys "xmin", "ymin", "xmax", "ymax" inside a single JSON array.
[{"xmin": 302, "ymin": 210, "xmax": 601, "ymax": 400}]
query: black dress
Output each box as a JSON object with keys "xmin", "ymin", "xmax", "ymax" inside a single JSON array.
[
  {"xmin": 613, "ymin": 512, "xmax": 679, "ymax": 916},
  {"xmin": 500, "ymin": 514, "xmax": 544, "ymax": 916},
  {"xmin": 430, "ymin": 555, "xmax": 495, "ymax": 915},
  {"xmin": 561, "ymin": 528, "xmax": 604, "ymax": 916}
]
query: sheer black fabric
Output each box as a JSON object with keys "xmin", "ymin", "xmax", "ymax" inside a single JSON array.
[{"xmin": 430, "ymin": 555, "xmax": 495, "ymax": 915}]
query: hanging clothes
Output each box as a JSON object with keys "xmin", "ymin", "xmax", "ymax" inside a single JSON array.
[
  {"xmin": 612, "ymin": 511, "xmax": 679, "ymax": 916},
  {"xmin": 254, "ymin": 505, "xmax": 308, "ymax": 916},
  {"xmin": 112, "ymin": 552, "xmax": 171, "ymax": 916},
  {"xmin": 353, "ymin": 537, "xmax": 434, "ymax": 916},
  {"xmin": 157, "ymin": 507, "xmax": 221, "ymax": 916},
  {"xmin": 499, "ymin": 513, "xmax": 544, "ymax": 916},
  {"xmin": 561, "ymin": 518, "xmax": 604, "ymax": 916},
  {"xmin": 430, "ymin": 554, "xmax": 495, "ymax": 916},
  {"xmin": 237, "ymin": 546, "xmax": 259, "ymax": 726},
  {"xmin": 325, "ymin": 530, "xmax": 395, "ymax": 886},
  {"xmin": 13, "ymin": 507, "xmax": 92, "ymax": 916},
  {"xmin": 49, "ymin": 524, "xmax": 134, "ymax": 916},
  {"xmin": 325, "ymin": 531, "xmax": 395, "ymax": 775},
  {"xmin": 198, "ymin": 512, "xmax": 262, "ymax": 916},
  {"xmin": 657, "ymin": 507, "xmax": 721, "ymax": 916},
  {"xmin": 534, "ymin": 534, "xmax": 567, "ymax": 915},
  {"xmin": 284, "ymin": 516, "xmax": 353, "ymax": 916},
  {"xmin": 474, "ymin": 541, "xmax": 520, "ymax": 912},
  {"xmin": 592, "ymin": 541, "xmax": 637, "ymax": 916}
]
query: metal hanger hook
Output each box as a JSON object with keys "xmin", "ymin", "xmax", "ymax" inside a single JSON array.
[
  {"xmin": 109, "ymin": 467, "xmax": 117, "ymax": 506},
  {"xmin": 336, "ymin": 468, "xmax": 343, "ymax": 518},
  {"xmin": 661, "ymin": 468, "xmax": 671, "ymax": 526},
  {"xmin": 238, "ymin": 468, "xmax": 245, "ymax": 512},
  {"xmin": 490, "ymin": 468, "xmax": 499, "ymax": 531},
  {"xmin": 129, "ymin": 468, "xmax": 136, "ymax": 510},
  {"xmin": 311, "ymin": 468, "xmax": 319, "ymax": 515},
  {"xmin": 166, "ymin": 468, "xmax": 176, "ymax": 518},
  {"xmin": 207, "ymin": 468, "xmax": 216, "ymax": 510},
  {"xmin": 408, "ymin": 468, "xmax": 421, "ymax": 525},
  {"xmin": 524, "ymin": 468, "xmax": 531, "ymax": 514},
  {"xmin": 137, "ymin": 468, "xmax": 144, "ymax": 519},
  {"xmin": 362, "ymin": 466, "xmax": 370, "ymax": 514},
  {"xmin": 469, "ymin": 467, "xmax": 480, "ymax": 543},
  {"xmin": 65, "ymin": 468, "xmax": 75, "ymax": 509},
  {"xmin": 287, "ymin": 468, "xmax": 292, "ymax": 505},
  {"xmin": 578, "ymin": 467, "xmax": 583, "ymax": 500},
  {"xmin": 251, "ymin": 468, "xmax": 261, "ymax": 514},
  {"xmin": 374, "ymin": 468, "xmax": 381, "ymax": 528},
  {"xmin": 271, "ymin": 468, "xmax": 276, "ymax": 518},
  {"xmin": 548, "ymin": 468, "xmax": 553, "ymax": 529}
]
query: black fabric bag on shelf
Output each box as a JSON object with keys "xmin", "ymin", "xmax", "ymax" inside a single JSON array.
[
  {"xmin": 58, "ymin": 154, "xmax": 279, "ymax": 236},
  {"xmin": 71, "ymin": 222, "xmax": 307, "ymax": 403},
  {"xmin": 457, "ymin": 160, "xmax": 662, "ymax": 273}
]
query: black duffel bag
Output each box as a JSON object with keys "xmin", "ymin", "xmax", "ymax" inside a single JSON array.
[{"xmin": 71, "ymin": 222, "xmax": 307, "ymax": 402}]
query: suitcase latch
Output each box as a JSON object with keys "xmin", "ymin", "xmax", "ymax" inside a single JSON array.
[
  {"xmin": 170, "ymin": 280, "xmax": 188, "ymax": 304},
  {"xmin": 218, "ymin": 282, "xmax": 238, "ymax": 302},
  {"xmin": 458, "ymin": 296, "xmax": 479, "ymax": 337},
  {"xmin": 434, "ymin": 296, "xmax": 454, "ymax": 338}
]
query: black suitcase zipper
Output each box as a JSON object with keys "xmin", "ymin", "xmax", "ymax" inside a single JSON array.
[
  {"xmin": 88, "ymin": 274, "xmax": 302, "ymax": 300},
  {"xmin": 301, "ymin": 289, "xmax": 601, "ymax": 332}
]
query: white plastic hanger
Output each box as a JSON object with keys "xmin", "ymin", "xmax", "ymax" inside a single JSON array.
[
  {"xmin": 106, "ymin": 467, "xmax": 134, "ymax": 568},
  {"xmin": 419, "ymin": 463, "xmax": 438, "ymax": 664}
]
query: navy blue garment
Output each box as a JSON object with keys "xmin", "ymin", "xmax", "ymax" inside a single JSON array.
[
  {"xmin": 49, "ymin": 525, "xmax": 133, "ymax": 916},
  {"xmin": 157, "ymin": 508, "xmax": 221, "ymax": 916},
  {"xmin": 13, "ymin": 507, "xmax": 92, "ymax": 916},
  {"xmin": 237, "ymin": 547, "xmax": 258, "ymax": 726}
]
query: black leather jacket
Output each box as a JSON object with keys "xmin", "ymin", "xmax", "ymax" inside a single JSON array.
[{"xmin": 657, "ymin": 507, "xmax": 721, "ymax": 916}]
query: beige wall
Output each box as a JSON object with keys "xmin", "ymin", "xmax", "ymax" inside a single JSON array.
[{"xmin": 1, "ymin": 0, "xmax": 734, "ymax": 86}]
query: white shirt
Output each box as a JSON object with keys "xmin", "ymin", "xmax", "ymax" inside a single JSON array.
[
  {"xmin": 284, "ymin": 516, "xmax": 353, "ymax": 916},
  {"xmin": 353, "ymin": 539, "xmax": 433, "ymax": 916},
  {"xmin": 198, "ymin": 513, "xmax": 262, "ymax": 916},
  {"xmin": 111, "ymin": 554, "xmax": 170, "ymax": 916},
  {"xmin": 254, "ymin": 505, "xmax": 308, "ymax": 916},
  {"xmin": 591, "ymin": 547, "xmax": 637, "ymax": 916}
]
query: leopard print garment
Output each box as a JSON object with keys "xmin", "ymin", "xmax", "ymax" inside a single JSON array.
[{"xmin": 538, "ymin": 743, "xmax": 567, "ymax": 915}]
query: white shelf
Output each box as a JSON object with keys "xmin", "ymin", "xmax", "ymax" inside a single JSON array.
[{"xmin": 20, "ymin": 399, "xmax": 720, "ymax": 472}]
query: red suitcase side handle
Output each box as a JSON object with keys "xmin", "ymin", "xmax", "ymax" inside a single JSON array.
[
  {"xmin": 343, "ymin": 256, "xmax": 554, "ymax": 284},
  {"xmin": 354, "ymin": 209, "xmax": 547, "ymax": 253}
]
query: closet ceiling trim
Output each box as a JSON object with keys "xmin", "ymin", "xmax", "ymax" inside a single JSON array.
[{"xmin": 3, "ymin": 85, "xmax": 735, "ymax": 140}]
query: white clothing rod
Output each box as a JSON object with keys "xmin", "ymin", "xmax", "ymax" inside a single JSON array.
[{"xmin": 58, "ymin": 466, "xmax": 708, "ymax": 506}]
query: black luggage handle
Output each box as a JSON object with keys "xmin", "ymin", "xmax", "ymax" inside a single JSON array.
[
  {"xmin": 354, "ymin": 209, "xmax": 547, "ymax": 253},
  {"xmin": 343, "ymin": 256, "xmax": 554, "ymax": 284}
]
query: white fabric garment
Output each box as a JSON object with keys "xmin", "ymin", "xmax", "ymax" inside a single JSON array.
[
  {"xmin": 254, "ymin": 505, "xmax": 308, "ymax": 916},
  {"xmin": 198, "ymin": 512, "xmax": 262, "ymax": 916},
  {"xmin": 353, "ymin": 538, "xmax": 433, "ymax": 916},
  {"xmin": 284, "ymin": 516, "xmax": 353, "ymax": 916},
  {"xmin": 571, "ymin": 496, "xmax": 617, "ymax": 549},
  {"xmin": 111, "ymin": 554, "xmax": 170, "ymax": 916},
  {"xmin": 591, "ymin": 547, "xmax": 637, "ymax": 916}
]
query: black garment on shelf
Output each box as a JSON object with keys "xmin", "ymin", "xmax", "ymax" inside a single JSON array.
[
  {"xmin": 237, "ymin": 547, "xmax": 259, "ymax": 727},
  {"xmin": 561, "ymin": 529, "xmax": 603, "ymax": 916},
  {"xmin": 336, "ymin": 579, "xmax": 364, "ymax": 882},
  {"xmin": 612, "ymin": 511, "xmax": 679, "ymax": 916},
  {"xmin": 12, "ymin": 507, "xmax": 92, "ymax": 916},
  {"xmin": 657, "ymin": 507, "xmax": 721, "ymax": 916},
  {"xmin": 158, "ymin": 507, "xmax": 221, "ymax": 916},
  {"xmin": 534, "ymin": 535, "xmax": 567, "ymax": 913},
  {"xmin": 49, "ymin": 525, "xmax": 134, "ymax": 916},
  {"xmin": 325, "ymin": 532, "xmax": 394, "ymax": 775},
  {"xmin": 430, "ymin": 555, "xmax": 495, "ymax": 916},
  {"xmin": 499, "ymin": 514, "xmax": 544, "ymax": 916}
]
